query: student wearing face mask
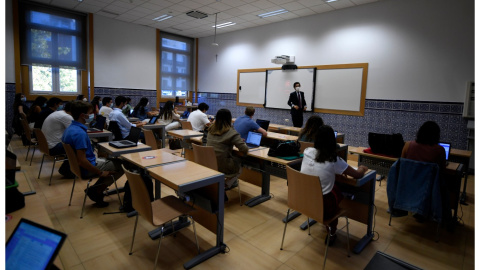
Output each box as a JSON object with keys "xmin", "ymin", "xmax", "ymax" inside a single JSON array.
[
  {"xmin": 62, "ymin": 100, "xmax": 124, "ymax": 207},
  {"xmin": 287, "ymin": 82, "xmax": 307, "ymax": 127},
  {"xmin": 34, "ymin": 97, "xmax": 63, "ymax": 129},
  {"xmin": 132, "ymin": 97, "xmax": 159, "ymax": 121},
  {"xmin": 98, "ymin": 97, "xmax": 114, "ymax": 125}
]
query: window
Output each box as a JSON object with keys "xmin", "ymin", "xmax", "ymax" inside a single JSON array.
[
  {"xmin": 19, "ymin": 2, "xmax": 86, "ymax": 95},
  {"xmin": 159, "ymin": 33, "xmax": 193, "ymax": 98}
]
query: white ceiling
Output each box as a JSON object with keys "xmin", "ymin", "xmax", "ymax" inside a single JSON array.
[{"xmin": 31, "ymin": 0, "xmax": 382, "ymax": 38}]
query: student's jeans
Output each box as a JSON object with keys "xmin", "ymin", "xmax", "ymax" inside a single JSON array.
[
  {"xmin": 82, "ymin": 158, "xmax": 124, "ymax": 201},
  {"xmin": 49, "ymin": 143, "xmax": 73, "ymax": 177}
]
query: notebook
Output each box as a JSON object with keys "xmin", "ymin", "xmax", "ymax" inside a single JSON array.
[
  {"xmin": 256, "ymin": 119, "xmax": 270, "ymax": 131},
  {"xmin": 245, "ymin": 131, "xmax": 262, "ymax": 149},
  {"xmin": 87, "ymin": 115, "xmax": 106, "ymax": 133},
  {"xmin": 6, "ymin": 218, "xmax": 67, "ymax": 270},
  {"xmin": 144, "ymin": 115, "xmax": 158, "ymax": 126},
  {"xmin": 438, "ymin": 142, "xmax": 451, "ymax": 164},
  {"xmin": 108, "ymin": 126, "xmax": 142, "ymax": 148}
]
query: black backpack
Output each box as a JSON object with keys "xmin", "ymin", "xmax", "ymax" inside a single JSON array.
[
  {"xmin": 268, "ymin": 140, "xmax": 300, "ymax": 157},
  {"xmin": 368, "ymin": 132, "xmax": 405, "ymax": 157}
]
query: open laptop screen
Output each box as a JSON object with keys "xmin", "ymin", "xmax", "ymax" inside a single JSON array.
[
  {"xmin": 256, "ymin": 119, "xmax": 270, "ymax": 131},
  {"xmin": 6, "ymin": 218, "xmax": 67, "ymax": 270},
  {"xmin": 438, "ymin": 142, "xmax": 451, "ymax": 160},
  {"xmin": 246, "ymin": 131, "xmax": 262, "ymax": 146},
  {"xmin": 148, "ymin": 116, "xmax": 158, "ymax": 124}
]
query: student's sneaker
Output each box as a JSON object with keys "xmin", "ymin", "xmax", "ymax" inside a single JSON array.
[{"xmin": 93, "ymin": 201, "xmax": 109, "ymax": 208}]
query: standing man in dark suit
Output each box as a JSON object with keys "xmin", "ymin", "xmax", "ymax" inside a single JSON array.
[{"xmin": 287, "ymin": 82, "xmax": 307, "ymax": 127}]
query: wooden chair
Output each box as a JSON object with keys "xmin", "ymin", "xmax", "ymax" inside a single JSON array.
[
  {"xmin": 280, "ymin": 166, "xmax": 350, "ymax": 270},
  {"xmin": 192, "ymin": 144, "xmax": 242, "ymax": 205},
  {"xmin": 143, "ymin": 129, "xmax": 158, "ymax": 150},
  {"xmin": 122, "ymin": 165, "xmax": 199, "ymax": 269},
  {"xmin": 33, "ymin": 129, "xmax": 67, "ymax": 186},
  {"xmin": 181, "ymin": 121, "xmax": 193, "ymax": 130},
  {"xmin": 62, "ymin": 143, "xmax": 122, "ymax": 219},
  {"xmin": 299, "ymin": 141, "xmax": 313, "ymax": 153},
  {"xmin": 20, "ymin": 117, "xmax": 37, "ymax": 165}
]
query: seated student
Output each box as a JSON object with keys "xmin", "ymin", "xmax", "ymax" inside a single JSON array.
[
  {"xmin": 34, "ymin": 97, "xmax": 63, "ymax": 129},
  {"xmin": 207, "ymin": 109, "xmax": 248, "ymax": 189},
  {"xmin": 187, "ymin": 102, "xmax": 212, "ymax": 131},
  {"xmin": 12, "ymin": 93, "xmax": 29, "ymax": 145},
  {"xmin": 233, "ymin": 106, "xmax": 268, "ymax": 140},
  {"xmin": 76, "ymin": 94, "xmax": 87, "ymax": 101},
  {"xmin": 62, "ymin": 101, "xmax": 124, "ymax": 207},
  {"xmin": 42, "ymin": 102, "xmax": 75, "ymax": 178},
  {"xmin": 301, "ymin": 125, "xmax": 367, "ymax": 246},
  {"xmin": 132, "ymin": 97, "xmax": 158, "ymax": 121},
  {"xmin": 109, "ymin": 95, "xmax": 145, "ymax": 139},
  {"xmin": 122, "ymin": 97, "xmax": 133, "ymax": 116},
  {"xmin": 298, "ymin": 115, "xmax": 324, "ymax": 143},
  {"xmin": 400, "ymin": 121, "xmax": 447, "ymax": 222},
  {"xmin": 158, "ymin": 101, "xmax": 181, "ymax": 131},
  {"xmin": 98, "ymin": 97, "xmax": 114, "ymax": 125},
  {"xmin": 27, "ymin": 96, "xmax": 47, "ymax": 128},
  {"xmin": 401, "ymin": 121, "xmax": 446, "ymax": 170},
  {"xmin": 91, "ymin": 96, "xmax": 101, "ymax": 116}
]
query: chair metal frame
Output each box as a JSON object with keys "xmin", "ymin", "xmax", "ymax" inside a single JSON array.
[
  {"xmin": 62, "ymin": 143, "xmax": 122, "ymax": 219},
  {"xmin": 20, "ymin": 117, "xmax": 37, "ymax": 165},
  {"xmin": 33, "ymin": 128, "xmax": 68, "ymax": 185},
  {"xmin": 280, "ymin": 166, "xmax": 350, "ymax": 270}
]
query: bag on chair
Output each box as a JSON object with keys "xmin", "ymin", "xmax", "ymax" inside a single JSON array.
[{"xmin": 169, "ymin": 138, "xmax": 182, "ymax": 150}]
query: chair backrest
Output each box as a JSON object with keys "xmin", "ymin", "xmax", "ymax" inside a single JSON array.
[
  {"xmin": 107, "ymin": 121, "xmax": 123, "ymax": 141},
  {"xmin": 192, "ymin": 144, "xmax": 218, "ymax": 171},
  {"xmin": 20, "ymin": 118, "xmax": 32, "ymax": 140},
  {"xmin": 33, "ymin": 129, "xmax": 49, "ymax": 155},
  {"xmin": 286, "ymin": 165, "xmax": 324, "ymax": 223},
  {"xmin": 122, "ymin": 165, "xmax": 154, "ymax": 225},
  {"xmin": 62, "ymin": 143, "xmax": 82, "ymax": 179},
  {"xmin": 299, "ymin": 141, "xmax": 314, "ymax": 153},
  {"xmin": 143, "ymin": 129, "xmax": 158, "ymax": 150},
  {"xmin": 181, "ymin": 121, "xmax": 193, "ymax": 130}
]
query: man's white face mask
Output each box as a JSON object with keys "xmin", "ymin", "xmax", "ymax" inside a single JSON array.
[{"xmin": 295, "ymin": 87, "xmax": 300, "ymax": 92}]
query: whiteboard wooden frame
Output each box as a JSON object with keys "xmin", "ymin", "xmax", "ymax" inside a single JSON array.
[
  {"xmin": 236, "ymin": 68, "xmax": 267, "ymax": 108},
  {"xmin": 313, "ymin": 63, "xmax": 368, "ymax": 116}
]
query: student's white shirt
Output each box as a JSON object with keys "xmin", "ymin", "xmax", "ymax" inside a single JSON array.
[
  {"xmin": 300, "ymin": 147, "xmax": 348, "ymax": 195},
  {"xmin": 187, "ymin": 110, "xmax": 209, "ymax": 131},
  {"xmin": 109, "ymin": 108, "xmax": 135, "ymax": 139},
  {"xmin": 158, "ymin": 112, "xmax": 180, "ymax": 125},
  {"xmin": 98, "ymin": 106, "xmax": 113, "ymax": 125},
  {"xmin": 41, "ymin": 110, "xmax": 73, "ymax": 149}
]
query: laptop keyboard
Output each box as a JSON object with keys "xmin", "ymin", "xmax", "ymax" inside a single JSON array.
[{"xmin": 120, "ymin": 141, "xmax": 132, "ymax": 145}]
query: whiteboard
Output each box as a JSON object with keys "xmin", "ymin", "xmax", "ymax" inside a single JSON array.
[
  {"xmin": 237, "ymin": 70, "xmax": 266, "ymax": 106},
  {"xmin": 314, "ymin": 68, "xmax": 363, "ymax": 112},
  {"xmin": 265, "ymin": 68, "xmax": 315, "ymax": 111}
]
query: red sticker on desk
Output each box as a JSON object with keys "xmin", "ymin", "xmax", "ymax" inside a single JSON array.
[
  {"xmin": 142, "ymin": 156, "xmax": 156, "ymax": 159},
  {"xmin": 6, "ymin": 215, "xmax": 12, "ymax": 222}
]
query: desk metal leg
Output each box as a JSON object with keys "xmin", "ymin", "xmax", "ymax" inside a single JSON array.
[
  {"xmin": 282, "ymin": 211, "xmax": 302, "ymax": 223},
  {"xmin": 460, "ymin": 173, "xmax": 468, "ymax": 205},
  {"xmin": 353, "ymin": 175, "xmax": 376, "ymax": 254},
  {"xmin": 184, "ymin": 175, "xmax": 226, "ymax": 269},
  {"xmin": 154, "ymin": 180, "xmax": 161, "ymax": 199},
  {"xmin": 243, "ymin": 165, "xmax": 271, "ymax": 207},
  {"xmin": 300, "ymin": 218, "xmax": 317, "ymax": 230}
]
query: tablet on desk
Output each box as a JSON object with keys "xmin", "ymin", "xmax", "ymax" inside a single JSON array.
[{"xmin": 6, "ymin": 218, "xmax": 67, "ymax": 270}]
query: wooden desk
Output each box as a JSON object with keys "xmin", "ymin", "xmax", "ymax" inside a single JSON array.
[
  {"xmin": 449, "ymin": 148, "xmax": 473, "ymax": 204},
  {"xmin": 97, "ymin": 142, "xmax": 151, "ymax": 157},
  {"xmin": 127, "ymin": 117, "xmax": 139, "ymax": 122},
  {"xmin": 120, "ymin": 149, "xmax": 185, "ymax": 169},
  {"xmin": 147, "ymin": 161, "xmax": 225, "ymax": 269},
  {"xmin": 142, "ymin": 123, "xmax": 167, "ymax": 148},
  {"xmin": 167, "ymin": 129, "xmax": 203, "ymax": 140},
  {"xmin": 265, "ymin": 132, "xmax": 298, "ymax": 141},
  {"xmin": 87, "ymin": 129, "xmax": 113, "ymax": 141}
]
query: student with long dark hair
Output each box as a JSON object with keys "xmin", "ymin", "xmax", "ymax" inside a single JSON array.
[
  {"xmin": 12, "ymin": 93, "xmax": 29, "ymax": 144},
  {"xmin": 300, "ymin": 125, "xmax": 367, "ymax": 246},
  {"xmin": 207, "ymin": 109, "xmax": 248, "ymax": 189},
  {"xmin": 298, "ymin": 115, "xmax": 324, "ymax": 142},
  {"xmin": 132, "ymin": 97, "xmax": 158, "ymax": 121},
  {"xmin": 27, "ymin": 96, "xmax": 47, "ymax": 127},
  {"xmin": 158, "ymin": 101, "xmax": 181, "ymax": 131}
]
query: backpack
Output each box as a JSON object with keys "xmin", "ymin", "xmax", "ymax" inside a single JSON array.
[
  {"xmin": 268, "ymin": 140, "xmax": 300, "ymax": 157},
  {"xmin": 368, "ymin": 132, "xmax": 405, "ymax": 157}
]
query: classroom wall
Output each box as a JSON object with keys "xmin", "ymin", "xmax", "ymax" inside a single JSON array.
[
  {"xmin": 197, "ymin": 0, "xmax": 474, "ymax": 103},
  {"xmin": 6, "ymin": 0, "xmax": 15, "ymax": 84}
]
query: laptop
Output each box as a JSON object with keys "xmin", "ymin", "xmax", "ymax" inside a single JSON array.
[
  {"xmin": 108, "ymin": 126, "xmax": 142, "ymax": 148},
  {"xmin": 245, "ymin": 131, "xmax": 262, "ymax": 149},
  {"xmin": 439, "ymin": 142, "xmax": 451, "ymax": 165},
  {"xmin": 6, "ymin": 218, "xmax": 67, "ymax": 270},
  {"xmin": 144, "ymin": 115, "xmax": 158, "ymax": 126},
  {"xmin": 256, "ymin": 119, "xmax": 270, "ymax": 131},
  {"xmin": 87, "ymin": 115, "xmax": 106, "ymax": 133}
]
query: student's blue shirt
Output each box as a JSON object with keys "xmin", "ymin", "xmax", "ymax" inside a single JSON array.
[
  {"xmin": 132, "ymin": 107, "xmax": 150, "ymax": 121},
  {"xmin": 233, "ymin": 115, "xmax": 260, "ymax": 140},
  {"xmin": 62, "ymin": 120, "xmax": 96, "ymax": 177}
]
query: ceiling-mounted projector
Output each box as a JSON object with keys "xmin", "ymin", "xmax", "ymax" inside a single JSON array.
[{"xmin": 271, "ymin": 55, "xmax": 297, "ymax": 70}]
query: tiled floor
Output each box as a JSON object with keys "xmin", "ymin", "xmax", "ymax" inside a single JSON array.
[{"xmin": 8, "ymin": 136, "xmax": 474, "ymax": 269}]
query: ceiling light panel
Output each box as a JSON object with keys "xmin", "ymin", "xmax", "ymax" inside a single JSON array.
[{"xmin": 258, "ymin": 9, "xmax": 288, "ymax": 18}]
